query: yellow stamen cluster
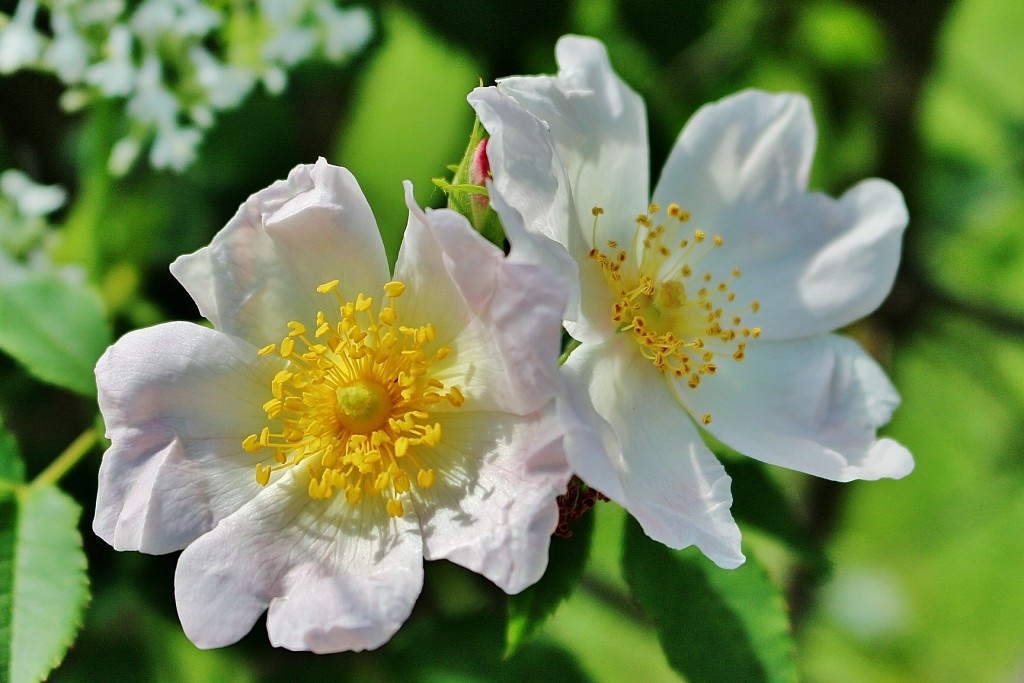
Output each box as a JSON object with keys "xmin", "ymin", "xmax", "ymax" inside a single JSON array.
[
  {"xmin": 243, "ymin": 279, "xmax": 463, "ymax": 517},
  {"xmin": 589, "ymin": 203, "xmax": 761, "ymax": 424}
]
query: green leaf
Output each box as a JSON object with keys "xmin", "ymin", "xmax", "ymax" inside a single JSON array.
[
  {"xmin": 0, "ymin": 424, "xmax": 24, "ymax": 486},
  {"xmin": 622, "ymin": 517, "xmax": 796, "ymax": 683},
  {"xmin": 726, "ymin": 458, "xmax": 831, "ymax": 578},
  {"xmin": 1, "ymin": 485, "xmax": 90, "ymax": 683},
  {"xmin": 505, "ymin": 507, "xmax": 596, "ymax": 657},
  {"xmin": 502, "ymin": 640, "xmax": 595, "ymax": 683},
  {"xmin": 0, "ymin": 275, "xmax": 111, "ymax": 396}
]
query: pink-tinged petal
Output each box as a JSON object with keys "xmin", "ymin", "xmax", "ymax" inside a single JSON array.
[
  {"xmin": 470, "ymin": 88, "xmax": 616, "ymax": 343},
  {"xmin": 415, "ymin": 408, "xmax": 571, "ymax": 593},
  {"xmin": 684, "ymin": 334, "xmax": 914, "ymax": 481},
  {"xmin": 170, "ymin": 158, "xmax": 390, "ymax": 346},
  {"xmin": 653, "ymin": 91, "xmax": 906, "ymax": 339},
  {"xmin": 563, "ymin": 336, "xmax": 744, "ymax": 568},
  {"xmin": 395, "ymin": 184, "xmax": 567, "ymax": 416},
  {"xmin": 497, "ymin": 35, "xmax": 649, "ymax": 249},
  {"xmin": 93, "ymin": 322, "xmax": 284, "ymax": 554},
  {"xmin": 175, "ymin": 471, "xmax": 424, "ymax": 653}
]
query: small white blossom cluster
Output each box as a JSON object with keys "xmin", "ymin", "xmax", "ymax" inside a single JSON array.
[
  {"xmin": 0, "ymin": 0, "xmax": 373, "ymax": 173},
  {"xmin": 0, "ymin": 168, "xmax": 81, "ymax": 283}
]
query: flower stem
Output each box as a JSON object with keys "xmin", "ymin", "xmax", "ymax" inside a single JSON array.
[{"xmin": 31, "ymin": 428, "xmax": 98, "ymax": 490}]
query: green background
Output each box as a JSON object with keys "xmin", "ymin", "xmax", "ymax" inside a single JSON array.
[{"xmin": 1, "ymin": 0, "xmax": 1022, "ymax": 680}]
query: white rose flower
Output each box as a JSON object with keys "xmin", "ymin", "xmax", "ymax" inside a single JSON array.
[
  {"xmin": 93, "ymin": 159, "xmax": 572, "ymax": 651},
  {"xmin": 471, "ymin": 36, "xmax": 913, "ymax": 568}
]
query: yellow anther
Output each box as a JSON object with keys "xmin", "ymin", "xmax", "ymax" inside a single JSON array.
[
  {"xmin": 317, "ymin": 279, "xmax": 340, "ymax": 293},
  {"xmin": 387, "ymin": 498, "xmax": 405, "ymax": 517},
  {"xmin": 713, "ymin": 235, "xmax": 723, "ymax": 247},
  {"xmin": 592, "ymin": 207, "xmax": 604, "ymax": 216},
  {"xmin": 701, "ymin": 413, "xmax": 713, "ymax": 425},
  {"xmin": 417, "ymin": 469, "xmax": 436, "ymax": 488},
  {"xmin": 258, "ymin": 343, "xmax": 276, "ymax": 356},
  {"xmin": 246, "ymin": 279, "xmax": 463, "ymax": 512},
  {"xmin": 280, "ymin": 337, "xmax": 295, "ymax": 357},
  {"xmin": 694, "ymin": 229, "xmax": 705, "ymax": 243}
]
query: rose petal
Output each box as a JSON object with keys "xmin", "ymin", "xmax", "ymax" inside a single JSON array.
[
  {"xmin": 684, "ymin": 333, "xmax": 914, "ymax": 481},
  {"xmin": 563, "ymin": 336, "xmax": 744, "ymax": 568},
  {"xmin": 470, "ymin": 87, "xmax": 617, "ymax": 343},
  {"xmin": 93, "ymin": 322, "xmax": 283, "ymax": 554},
  {"xmin": 415, "ymin": 409, "xmax": 570, "ymax": 593},
  {"xmin": 497, "ymin": 35, "xmax": 649, "ymax": 248},
  {"xmin": 175, "ymin": 471, "xmax": 424, "ymax": 653},
  {"xmin": 653, "ymin": 90, "xmax": 906, "ymax": 339},
  {"xmin": 395, "ymin": 183, "xmax": 567, "ymax": 415},
  {"xmin": 171, "ymin": 158, "xmax": 390, "ymax": 346}
]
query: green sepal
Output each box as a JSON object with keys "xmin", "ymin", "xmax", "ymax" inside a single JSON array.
[{"xmin": 433, "ymin": 116, "xmax": 506, "ymax": 248}]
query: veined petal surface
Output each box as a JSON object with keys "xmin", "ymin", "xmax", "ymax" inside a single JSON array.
[
  {"xmin": 175, "ymin": 470, "xmax": 423, "ymax": 653},
  {"xmin": 171, "ymin": 158, "xmax": 390, "ymax": 347},
  {"xmin": 653, "ymin": 90, "xmax": 907, "ymax": 339},
  {"xmin": 396, "ymin": 183, "xmax": 567, "ymax": 416},
  {"xmin": 93, "ymin": 322, "xmax": 283, "ymax": 554},
  {"xmin": 416, "ymin": 409, "xmax": 569, "ymax": 593},
  {"xmin": 683, "ymin": 334, "xmax": 914, "ymax": 481},
  {"xmin": 563, "ymin": 336, "xmax": 744, "ymax": 568}
]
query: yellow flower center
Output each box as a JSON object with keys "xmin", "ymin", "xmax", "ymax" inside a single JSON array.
[
  {"xmin": 242, "ymin": 279, "xmax": 464, "ymax": 517},
  {"xmin": 588, "ymin": 203, "xmax": 761, "ymax": 425}
]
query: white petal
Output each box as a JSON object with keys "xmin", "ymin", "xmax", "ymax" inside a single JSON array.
[
  {"xmin": 470, "ymin": 87, "xmax": 617, "ymax": 343},
  {"xmin": 684, "ymin": 334, "xmax": 914, "ymax": 481},
  {"xmin": 395, "ymin": 184, "xmax": 567, "ymax": 416},
  {"xmin": 93, "ymin": 322, "xmax": 283, "ymax": 554},
  {"xmin": 175, "ymin": 471, "xmax": 424, "ymax": 653},
  {"xmin": 497, "ymin": 36, "xmax": 649, "ymax": 248},
  {"xmin": 170, "ymin": 158, "xmax": 390, "ymax": 346},
  {"xmin": 415, "ymin": 408, "xmax": 571, "ymax": 593},
  {"xmin": 652, "ymin": 90, "xmax": 907, "ymax": 339},
  {"xmin": 563, "ymin": 336, "xmax": 744, "ymax": 568}
]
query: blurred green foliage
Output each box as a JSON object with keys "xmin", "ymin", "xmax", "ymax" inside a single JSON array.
[{"xmin": 1, "ymin": 0, "xmax": 1022, "ymax": 680}]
